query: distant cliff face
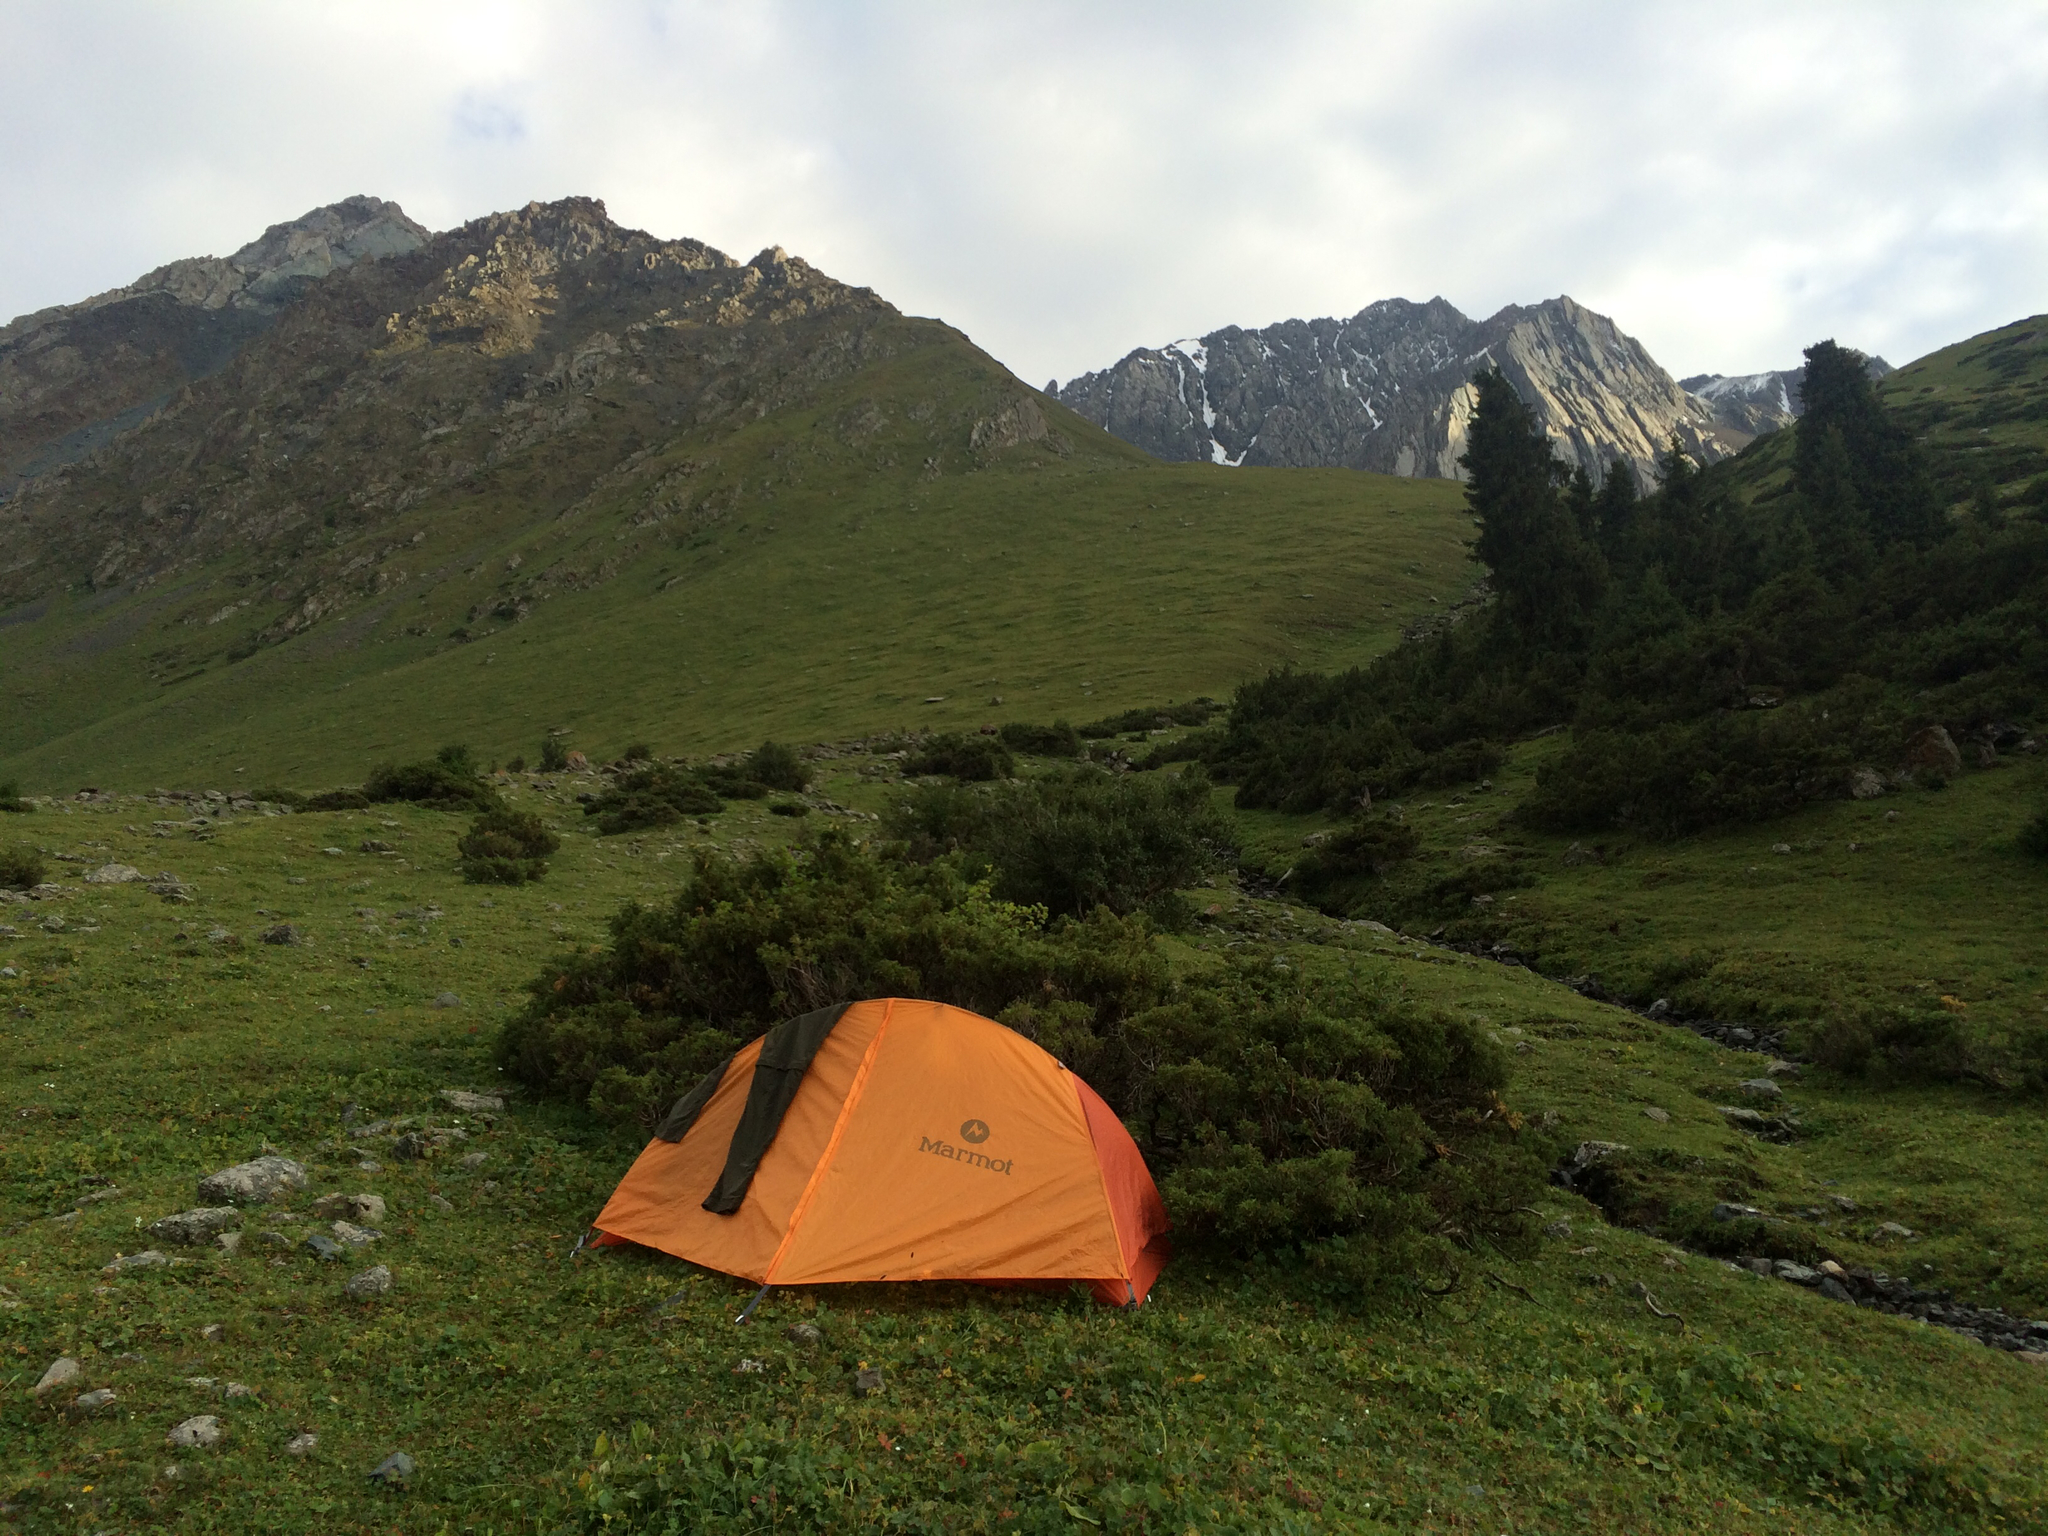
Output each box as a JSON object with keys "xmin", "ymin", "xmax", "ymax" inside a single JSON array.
[
  {"xmin": 0, "ymin": 196, "xmax": 430, "ymax": 489},
  {"xmin": 1681, "ymin": 355, "xmax": 1892, "ymax": 444},
  {"xmin": 1054, "ymin": 295, "xmax": 1739, "ymax": 487}
]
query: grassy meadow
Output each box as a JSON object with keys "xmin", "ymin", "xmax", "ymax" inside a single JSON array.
[
  {"xmin": 0, "ymin": 332, "xmax": 1473, "ymax": 794},
  {"xmin": 4, "ymin": 748, "xmax": 2047, "ymax": 1533}
]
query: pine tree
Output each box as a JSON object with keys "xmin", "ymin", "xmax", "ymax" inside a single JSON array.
[{"xmin": 1460, "ymin": 369, "xmax": 1607, "ymax": 648}]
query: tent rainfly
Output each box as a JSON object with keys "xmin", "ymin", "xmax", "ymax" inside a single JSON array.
[{"xmin": 589, "ymin": 997, "xmax": 1171, "ymax": 1306}]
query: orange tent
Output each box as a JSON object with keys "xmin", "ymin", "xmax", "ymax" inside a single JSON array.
[{"xmin": 590, "ymin": 997, "xmax": 1171, "ymax": 1305}]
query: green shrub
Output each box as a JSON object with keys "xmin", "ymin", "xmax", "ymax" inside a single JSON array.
[
  {"xmin": 506, "ymin": 755, "xmax": 527, "ymax": 774},
  {"xmin": 884, "ymin": 765, "xmax": 1233, "ymax": 920},
  {"xmin": 498, "ymin": 830, "xmax": 1539, "ymax": 1285},
  {"xmin": 539, "ymin": 734, "xmax": 572, "ymax": 773},
  {"xmin": 303, "ymin": 788, "xmax": 370, "ymax": 812},
  {"xmin": 249, "ymin": 786, "xmax": 306, "ymax": 808},
  {"xmin": 768, "ymin": 801, "xmax": 810, "ymax": 817},
  {"xmin": 2020, "ymin": 806, "xmax": 2048, "ymax": 858},
  {"xmin": 458, "ymin": 808, "xmax": 561, "ymax": 884},
  {"xmin": 1291, "ymin": 814, "xmax": 1422, "ymax": 911},
  {"xmin": 1079, "ymin": 699, "xmax": 1217, "ymax": 738},
  {"xmin": 621, "ymin": 742, "xmax": 653, "ymax": 763},
  {"xmin": 997, "ymin": 720, "xmax": 1082, "ymax": 757},
  {"xmin": 742, "ymin": 739, "xmax": 807, "ymax": 792},
  {"xmin": 0, "ymin": 846, "xmax": 45, "ymax": 890},
  {"xmin": 903, "ymin": 732, "xmax": 1013, "ymax": 781},
  {"xmin": 0, "ymin": 780, "xmax": 29, "ymax": 813},
  {"xmin": 363, "ymin": 744, "xmax": 500, "ymax": 812},
  {"xmin": 583, "ymin": 765, "xmax": 723, "ymax": 835}
]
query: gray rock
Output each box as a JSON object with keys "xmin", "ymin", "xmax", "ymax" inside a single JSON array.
[
  {"xmin": 34, "ymin": 1356, "xmax": 81, "ymax": 1394},
  {"xmin": 1711, "ymin": 1202, "xmax": 1764, "ymax": 1222},
  {"xmin": 286, "ymin": 1432, "xmax": 319, "ymax": 1456},
  {"xmin": 1737, "ymin": 1078, "xmax": 1783, "ymax": 1100},
  {"xmin": 1542, "ymin": 1219, "xmax": 1572, "ymax": 1239},
  {"xmin": 311, "ymin": 1192, "xmax": 386, "ymax": 1224},
  {"xmin": 1818, "ymin": 1275, "xmax": 1856, "ymax": 1304},
  {"xmin": 1873, "ymin": 1221, "xmax": 1915, "ymax": 1241},
  {"xmin": 852, "ymin": 1366, "xmax": 884, "ymax": 1398},
  {"xmin": 1717, "ymin": 1106, "xmax": 1771, "ymax": 1127},
  {"xmin": 259, "ymin": 1230, "xmax": 292, "ymax": 1247},
  {"xmin": 303, "ymin": 1233, "xmax": 345, "ymax": 1262},
  {"xmin": 148, "ymin": 1207, "xmax": 243, "ymax": 1245},
  {"xmin": 1568, "ymin": 1140, "xmax": 1629, "ymax": 1170},
  {"xmin": 368, "ymin": 1450, "xmax": 415, "ymax": 1485},
  {"xmin": 102, "ymin": 1249, "xmax": 171, "ymax": 1273},
  {"xmin": 1774, "ymin": 1261, "xmax": 1821, "ymax": 1286},
  {"xmin": 332, "ymin": 1220, "xmax": 381, "ymax": 1246},
  {"xmin": 434, "ymin": 992, "xmax": 462, "ymax": 1008},
  {"xmin": 71, "ymin": 1387, "xmax": 118, "ymax": 1413},
  {"xmin": 198, "ymin": 1155, "xmax": 307, "ymax": 1206},
  {"xmin": 1902, "ymin": 724, "xmax": 1963, "ymax": 779},
  {"xmin": 259, "ymin": 923, "xmax": 300, "ymax": 945},
  {"xmin": 1743, "ymin": 1257, "xmax": 1774, "ymax": 1276},
  {"xmin": 786, "ymin": 1322, "xmax": 824, "ymax": 1346},
  {"xmin": 439, "ymin": 1089, "xmax": 503, "ymax": 1112},
  {"xmin": 201, "ymin": 1324, "xmax": 225, "ymax": 1342},
  {"xmin": 345, "ymin": 1265, "xmax": 392, "ymax": 1298},
  {"xmin": 1848, "ymin": 767, "xmax": 1886, "ymax": 800},
  {"xmin": 427, "ymin": 1194, "xmax": 454, "ymax": 1212},
  {"xmin": 391, "ymin": 1132, "xmax": 431, "ymax": 1161},
  {"xmin": 1640, "ymin": 1106, "xmax": 1670, "ymax": 1123},
  {"xmin": 167, "ymin": 1414, "xmax": 222, "ymax": 1448},
  {"xmin": 459, "ymin": 1153, "xmax": 488, "ymax": 1169},
  {"xmin": 216, "ymin": 1231, "xmax": 242, "ymax": 1255},
  {"xmin": 82, "ymin": 862, "xmax": 144, "ymax": 884},
  {"xmin": 1829, "ymin": 1194, "xmax": 1858, "ymax": 1213}
]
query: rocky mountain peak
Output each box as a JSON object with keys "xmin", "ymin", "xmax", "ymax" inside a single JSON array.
[
  {"xmin": 1054, "ymin": 293, "xmax": 1735, "ymax": 487},
  {"xmin": 1, "ymin": 196, "xmax": 431, "ymax": 489}
]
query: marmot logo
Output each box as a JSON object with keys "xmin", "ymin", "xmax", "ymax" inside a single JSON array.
[
  {"xmin": 959, "ymin": 1118, "xmax": 990, "ymax": 1144},
  {"xmin": 918, "ymin": 1134, "xmax": 1013, "ymax": 1175}
]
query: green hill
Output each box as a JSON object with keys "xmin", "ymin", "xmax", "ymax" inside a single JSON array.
[{"xmin": 0, "ymin": 200, "xmax": 1473, "ymax": 791}]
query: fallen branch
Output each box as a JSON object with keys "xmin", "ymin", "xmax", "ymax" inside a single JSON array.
[
  {"xmin": 1487, "ymin": 1270, "xmax": 1538, "ymax": 1303},
  {"xmin": 1417, "ymin": 1265, "xmax": 1464, "ymax": 1297},
  {"xmin": 1635, "ymin": 1281, "xmax": 1686, "ymax": 1330}
]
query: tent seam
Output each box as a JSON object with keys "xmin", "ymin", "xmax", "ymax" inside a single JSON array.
[
  {"xmin": 762, "ymin": 998, "xmax": 897, "ymax": 1285},
  {"xmin": 1072, "ymin": 1072, "xmax": 1134, "ymax": 1285}
]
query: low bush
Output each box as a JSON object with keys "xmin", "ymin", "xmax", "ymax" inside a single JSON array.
[
  {"xmin": 621, "ymin": 742, "xmax": 654, "ymax": 763},
  {"xmin": 0, "ymin": 845, "xmax": 45, "ymax": 890},
  {"xmin": 2020, "ymin": 806, "xmax": 2048, "ymax": 858},
  {"xmin": 741, "ymin": 740, "xmax": 808, "ymax": 792},
  {"xmin": 303, "ymin": 788, "xmax": 370, "ymax": 812},
  {"xmin": 997, "ymin": 720, "xmax": 1082, "ymax": 757},
  {"xmin": 1291, "ymin": 814, "xmax": 1422, "ymax": 910},
  {"xmin": 364, "ymin": 744, "xmax": 501, "ymax": 812},
  {"xmin": 498, "ymin": 830, "xmax": 1540, "ymax": 1289},
  {"xmin": 1079, "ymin": 699, "xmax": 1217, "ymax": 738},
  {"xmin": 249, "ymin": 786, "xmax": 306, "ymax": 808},
  {"xmin": 886, "ymin": 766, "xmax": 1233, "ymax": 921},
  {"xmin": 0, "ymin": 780, "xmax": 29, "ymax": 813},
  {"xmin": 539, "ymin": 734, "xmax": 572, "ymax": 773},
  {"xmin": 904, "ymin": 732, "xmax": 1014, "ymax": 782},
  {"xmin": 583, "ymin": 765, "xmax": 723, "ymax": 835},
  {"xmin": 458, "ymin": 808, "xmax": 562, "ymax": 884}
]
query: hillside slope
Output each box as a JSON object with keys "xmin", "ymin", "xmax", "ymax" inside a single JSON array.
[{"xmin": 0, "ymin": 197, "xmax": 1475, "ymax": 789}]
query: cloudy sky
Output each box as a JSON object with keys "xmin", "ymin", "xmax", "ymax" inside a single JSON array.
[{"xmin": 5, "ymin": 3, "xmax": 2045, "ymax": 385}]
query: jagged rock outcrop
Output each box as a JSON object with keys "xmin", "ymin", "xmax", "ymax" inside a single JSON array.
[
  {"xmin": 1055, "ymin": 295, "xmax": 1738, "ymax": 488},
  {"xmin": 0, "ymin": 196, "xmax": 430, "ymax": 489},
  {"xmin": 1681, "ymin": 356, "xmax": 1892, "ymax": 445}
]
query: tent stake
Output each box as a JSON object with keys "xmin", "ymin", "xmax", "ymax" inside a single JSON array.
[{"xmin": 735, "ymin": 1283, "xmax": 772, "ymax": 1325}]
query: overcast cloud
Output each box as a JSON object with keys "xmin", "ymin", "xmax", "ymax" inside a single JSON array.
[{"xmin": 5, "ymin": 2, "xmax": 2045, "ymax": 385}]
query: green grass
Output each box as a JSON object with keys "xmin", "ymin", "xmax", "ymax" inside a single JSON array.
[
  {"xmin": 4, "ymin": 756, "xmax": 2046, "ymax": 1532},
  {"xmin": 0, "ymin": 331, "xmax": 1473, "ymax": 794}
]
